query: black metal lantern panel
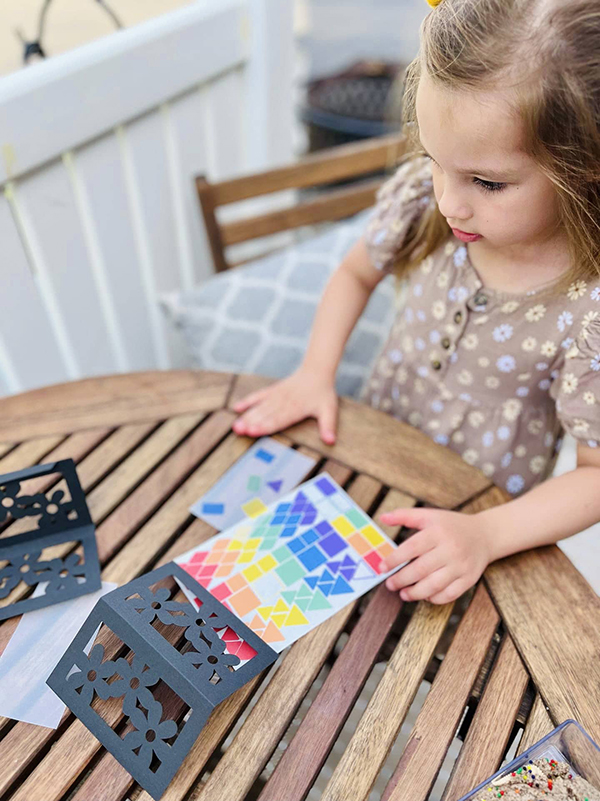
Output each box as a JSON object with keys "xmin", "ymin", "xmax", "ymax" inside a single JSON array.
[
  {"xmin": 47, "ymin": 563, "xmax": 277, "ymax": 799},
  {"xmin": 0, "ymin": 459, "xmax": 101, "ymax": 620}
]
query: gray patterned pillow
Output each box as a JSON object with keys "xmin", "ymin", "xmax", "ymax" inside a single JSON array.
[{"xmin": 160, "ymin": 210, "xmax": 396, "ymax": 398}]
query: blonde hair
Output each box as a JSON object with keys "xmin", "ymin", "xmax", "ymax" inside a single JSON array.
[{"xmin": 392, "ymin": 0, "xmax": 600, "ymax": 295}]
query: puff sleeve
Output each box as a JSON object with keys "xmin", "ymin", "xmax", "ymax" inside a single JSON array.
[
  {"xmin": 364, "ymin": 155, "xmax": 434, "ymax": 273},
  {"xmin": 550, "ymin": 318, "xmax": 600, "ymax": 447}
]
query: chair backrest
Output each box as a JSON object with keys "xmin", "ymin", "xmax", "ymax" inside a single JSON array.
[{"xmin": 196, "ymin": 133, "xmax": 407, "ymax": 273}]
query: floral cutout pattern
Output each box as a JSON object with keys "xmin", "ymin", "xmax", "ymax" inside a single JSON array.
[
  {"xmin": 0, "ymin": 550, "xmax": 87, "ymax": 600},
  {"xmin": 0, "ymin": 551, "xmax": 46, "ymax": 600},
  {"xmin": 46, "ymin": 563, "xmax": 278, "ymax": 800},
  {"xmin": 0, "ymin": 479, "xmax": 77, "ymax": 527},
  {"xmin": 127, "ymin": 585, "xmax": 242, "ymax": 684},
  {"xmin": 67, "ymin": 643, "xmax": 179, "ymax": 771},
  {"xmin": 0, "ymin": 459, "xmax": 100, "ymax": 622},
  {"xmin": 122, "ymin": 699, "xmax": 179, "ymax": 771},
  {"xmin": 67, "ymin": 644, "xmax": 117, "ymax": 706}
]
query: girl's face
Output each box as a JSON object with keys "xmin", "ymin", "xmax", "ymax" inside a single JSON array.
[{"xmin": 415, "ymin": 70, "xmax": 562, "ymax": 255}]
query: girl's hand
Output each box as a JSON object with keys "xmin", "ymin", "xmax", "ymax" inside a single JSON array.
[
  {"xmin": 232, "ymin": 368, "xmax": 339, "ymax": 445},
  {"xmin": 378, "ymin": 507, "xmax": 492, "ymax": 605}
]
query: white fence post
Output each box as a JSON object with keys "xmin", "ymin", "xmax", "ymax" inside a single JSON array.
[{"xmin": 243, "ymin": 0, "xmax": 295, "ymax": 172}]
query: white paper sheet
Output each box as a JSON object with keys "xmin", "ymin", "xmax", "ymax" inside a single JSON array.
[
  {"xmin": 190, "ymin": 437, "xmax": 316, "ymax": 530},
  {"xmin": 0, "ymin": 581, "xmax": 116, "ymax": 728}
]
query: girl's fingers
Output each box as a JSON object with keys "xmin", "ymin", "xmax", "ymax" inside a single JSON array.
[
  {"xmin": 397, "ymin": 567, "xmax": 454, "ymax": 603},
  {"xmin": 385, "ymin": 549, "xmax": 443, "ymax": 592},
  {"xmin": 235, "ymin": 398, "xmax": 306, "ymax": 439},
  {"xmin": 378, "ymin": 507, "xmax": 435, "ymax": 531},
  {"xmin": 232, "ymin": 389, "xmax": 268, "ymax": 413},
  {"xmin": 244, "ymin": 405, "xmax": 275, "ymax": 437},
  {"xmin": 317, "ymin": 400, "xmax": 338, "ymax": 445},
  {"xmin": 427, "ymin": 578, "xmax": 468, "ymax": 605},
  {"xmin": 233, "ymin": 405, "xmax": 269, "ymax": 436},
  {"xmin": 380, "ymin": 529, "xmax": 433, "ymax": 571}
]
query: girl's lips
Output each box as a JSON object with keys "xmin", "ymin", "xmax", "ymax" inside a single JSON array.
[{"xmin": 452, "ymin": 228, "xmax": 482, "ymax": 243}]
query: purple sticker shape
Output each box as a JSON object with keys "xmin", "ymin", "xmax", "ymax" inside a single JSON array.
[
  {"xmin": 267, "ymin": 480, "xmax": 283, "ymax": 493},
  {"xmin": 315, "ymin": 521, "xmax": 333, "ymax": 537},
  {"xmin": 327, "ymin": 561, "xmax": 342, "ymax": 574},
  {"xmin": 315, "ymin": 477, "xmax": 336, "ymax": 496},
  {"xmin": 319, "ymin": 533, "xmax": 346, "ymax": 558}
]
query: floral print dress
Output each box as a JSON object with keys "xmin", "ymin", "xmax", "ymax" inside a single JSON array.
[{"xmin": 362, "ymin": 156, "xmax": 600, "ymax": 496}]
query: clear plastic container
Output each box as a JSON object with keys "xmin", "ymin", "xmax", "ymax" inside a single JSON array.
[{"xmin": 458, "ymin": 720, "xmax": 600, "ymax": 800}]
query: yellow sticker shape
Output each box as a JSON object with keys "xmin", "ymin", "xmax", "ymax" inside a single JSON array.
[
  {"xmin": 331, "ymin": 515, "xmax": 355, "ymax": 538},
  {"xmin": 242, "ymin": 538, "xmax": 261, "ymax": 551},
  {"xmin": 273, "ymin": 598, "xmax": 289, "ymax": 613},
  {"xmin": 257, "ymin": 606, "xmax": 273, "ymax": 621},
  {"xmin": 226, "ymin": 539, "xmax": 244, "ymax": 550},
  {"xmin": 285, "ymin": 605, "xmax": 309, "ymax": 627},
  {"xmin": 242, "ymin": 498, "xmax": 268, "ymax": 518},
  {"xmin": 361, "ymin": 524, "xmax": 385, "ymax": 547},
  {"xmin": 257, "ymin": 554, "xmax": 277, "ymax": 573},
  {"xmin": 242, "ymin": 564, "xmax": 262, "ymax": 582}
]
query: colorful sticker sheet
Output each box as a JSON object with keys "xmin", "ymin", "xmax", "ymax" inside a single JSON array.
[
  {"xmin": 189, "ymin": 438, "xmax": 316, "ymax": 531},
  {"xmin": 177, "ymin": 474, "xmax": 403, "ymax": 653}
]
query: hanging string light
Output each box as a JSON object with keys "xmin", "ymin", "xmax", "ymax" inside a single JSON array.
[{"xmin": 16, "ymin": 0, "xmax": 124, "ymax": 66}]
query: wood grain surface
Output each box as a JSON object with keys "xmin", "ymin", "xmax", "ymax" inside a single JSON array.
[{"xmin": 0, "ymin": 370, "xmax": 594, "ymax": 801}]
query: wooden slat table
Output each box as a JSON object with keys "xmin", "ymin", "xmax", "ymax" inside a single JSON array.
[{"xmin": 0, "ymin": 370, "xmax": 598, "ymax": 801}]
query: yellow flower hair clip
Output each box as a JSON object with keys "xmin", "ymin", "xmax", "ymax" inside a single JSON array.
[{"xmin": 426, "ymin": 0, "xmax": 443, "ymax": 6}]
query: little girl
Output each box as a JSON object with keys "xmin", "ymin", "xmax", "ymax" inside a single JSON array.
[{"xmin": 232, "ymin": 0, "xmax": 600, "ymax": 604}]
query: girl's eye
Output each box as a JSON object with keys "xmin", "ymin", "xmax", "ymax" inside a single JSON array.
[
  {"xmin": 473, "ymin": 177, "xmax": 506, "ymax": 193},
  {"xmin": 423, "ymin": 152, "xmax": 507, "ymax": 192}
]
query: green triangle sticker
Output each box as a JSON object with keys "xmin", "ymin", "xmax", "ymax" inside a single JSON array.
[
  {"xmin": 296, "ymin": 597, "xmax": 311, "ymax": 612},
  {"xmin": 296, "ymin": 584, "xmax": 313, "ymax": 600},
  {"xmin": 308, "ymin": 589, "xmax": 333, "ymax": 611},
  {"xmin": 281, "ymin": 590, "xmax": 297, "ymax": 605}
]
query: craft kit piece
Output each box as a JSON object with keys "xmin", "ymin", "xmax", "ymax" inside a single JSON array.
[
  {"xmin": 190, "ymin": 437, "xmax": 316, "ymax": 530},
  {"xmin": 458, "ymin": 720, "xmax": 600, "ymax": 801},
  {"xmin": 0, "ymin": 459, "xmax": 101, "ymax": 620},
  {"xmin": 0, "ymin": 581, "xmax": 116, "ymax": 728},
  {"xmin": 178, "ymin": 473, "xmax": 404, "ymax": 652},
  {"xmin": 47, "ymin": 562, "xmax": 277, "ymax": 800}
]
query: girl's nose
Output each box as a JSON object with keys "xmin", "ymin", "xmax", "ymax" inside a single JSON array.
[{"xmin": 436, "ymin": 180, "xmax": 472, "ymax": 223}]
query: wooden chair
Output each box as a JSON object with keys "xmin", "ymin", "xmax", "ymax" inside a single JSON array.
[{"xmin": 195, "ymin": 133, "xmax": 406, "ymax": 273}]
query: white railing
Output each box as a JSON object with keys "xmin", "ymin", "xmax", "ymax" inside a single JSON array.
[{"xmin": 0, "ymin": 0, "xmax": 294, "ymax": 395}]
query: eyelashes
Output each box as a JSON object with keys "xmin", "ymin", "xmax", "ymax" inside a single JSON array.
[
  {"xmin": 422, "ymin": 153, "xmax": 507, "ymax": 193},
  {"xmin": 473, "ymin": 177, "xmax": 507, "ymax": 193}
]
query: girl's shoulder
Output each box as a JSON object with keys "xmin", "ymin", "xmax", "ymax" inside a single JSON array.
[
  {"xmin": 365, "ymin": 155, "xmax": 435, "ymax": 273},
  {"xmin": 541, "ymin": 277, "xmax": 600, "ymax": 339},
  {"xmin": 376, "ymin": 154, "xmax": 433, "ymax": 202}
]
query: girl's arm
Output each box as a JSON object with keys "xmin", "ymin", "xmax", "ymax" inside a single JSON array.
[
  {"xmin": 479, "ymin": 443, "xmax": 600, "ymax": 561},
  {"xmin": 380, "ymin": 443, "xmax": 600, "ymax": 605},
  {"xmin": 233, "ymin": 237, "xmax": 387, "ymax": 441},
  {"xmin": 299, "ymin": 237, "xmax": 387, "ymax": 381}
]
